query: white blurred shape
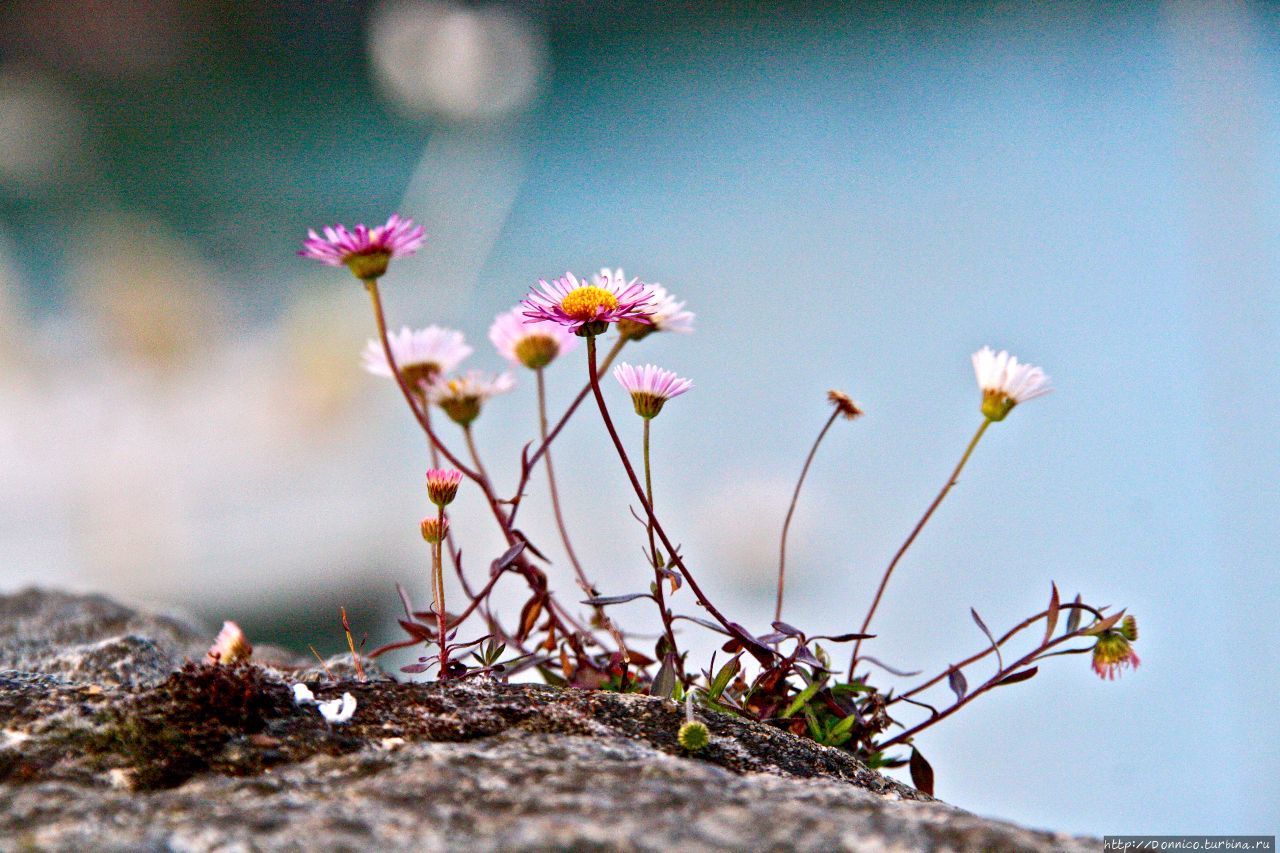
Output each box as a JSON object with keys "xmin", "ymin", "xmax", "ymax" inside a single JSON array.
[
  {"xmin": 368, "ymin": 0, "xmax": 546, "ymax": 121},
  {"xmin": 0, "ymin": 68, "xmax": 86, "ymax": 192}
]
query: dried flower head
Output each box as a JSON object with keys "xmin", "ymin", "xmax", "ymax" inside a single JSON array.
[
  {"xmin": 362, "ymin": 325, "xmax": 471, "ymax": 394},
  {"xmin": 678, "ymin": 720, "xmax": 710, "ymax": 751},
  {"xmin": 613, "ymin": 362, "xmax": 693, "ymax": 419},
  {"xmin": 420, "ymin": 515, "xmax": 450, "ymax": 544},
  {"xmin": 206, "ymin": 621, "xmax": 252, "ymax": 665},
  {"xmin": 299, "ymin": 214, "xmax": 426, "ymax": 280},
  {"xmin": 430, "ymin": 370, "xmax": 515, "ymax": 426},
  {"xmin": 521, "ymin": 271, "xmax": 655, "ymax": 337},
  {"xmin": 1092, "ymin": 630, "xmax": 1141, "ymax": 680},
  {"xmin": 317, "ymin": 692, "xmax": 357, "ymax": 724},
  {"xmin": 488, "ymin": 306, "xmax": 579, "ymax": 370},
  {"xmin": 828, "ymin": 390, "xmax": 864, "ymax": 420},
  {"xmin": 426, "ymin": 468, "xmax": 463, "ymax": 507},
  {"xmin": 972, "ymin": 346, "xmax": 1052, "ymax": 422}
]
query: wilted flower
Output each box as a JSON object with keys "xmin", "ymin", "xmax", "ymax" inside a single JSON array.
[
  {"xmin": 317, "ymin": 692, "xmax": 357, "ymax": 724},
  {"xmin": 971, "ymin": 346, "xmax": 1052, "ymax": 422},
  {"xmin": 613, "ymin": 362, "xmax": 693, "ymax": 419},
  {"xmin": 420, "ymin": 515, "xmax": 451, "ymax": 544},
  {"xmin": 206, "ymin": 621, "xmax": 252, "ymax": 665},
  {"xmin": 597, "ymin": 270, "xmax": 693, "ymax": 341},
  {"xmin": 430, "ymin": 370, "xmax": 515, "ymax": 426},
  {"xmin": 488, "ymin": 306, "xmax": 579, "ymax": 370},
  {"xmin": 521, "ymin": 271, "xmax": 655, "ymax": 336},
  {"xmin": 1091, "ymin": 630, "xmax": 1141, "ymax": 680},
  {"xmin": 299, "ymin": 214, "xmax": 426, "ymax": 280},
  {"xmin": 426, "ymin": 468, "xmax": 463, "ymax": 507},
  {"xmin": 827, "ymin": 390, "xmax": 864, "ymax": 420},
  {"xmin": 362, "ymin": 326, "xmax": 472, "ymax": 393}
]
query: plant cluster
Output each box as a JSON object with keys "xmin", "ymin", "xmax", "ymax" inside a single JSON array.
[{"xmin": 299, "ymin": 214, "xmax": 1139, "ymax": 793}]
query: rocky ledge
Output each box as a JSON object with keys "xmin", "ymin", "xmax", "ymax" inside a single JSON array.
[{"xmin": 0, "ymin": 589, "xmax": 1092, "ymax": 851}]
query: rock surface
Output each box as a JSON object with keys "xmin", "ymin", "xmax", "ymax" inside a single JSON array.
[{"xmin": 0, "ymin": 589, "xmax": 1094, "ymax": 852}]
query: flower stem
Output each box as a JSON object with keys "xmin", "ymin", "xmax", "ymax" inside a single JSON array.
[
  {"xmin": 776, "ymin": 408, "xmax": 841, "ymax": 623},
  {"xmin": 849, "ymin": 418, "xmax": 992, "ymax": 679},
  {"xmin": 584, "ymin": 334, "xmax": 738, "ymax": 638},
  {"xmin": 643, "ymin": 416, "xmax": 681, "ymax": 661},
  {"xmin": 462, "ymin": 423, "xmax": 492, "ymax": 487},
  {"xmin": 432, "ymin": 505, "xmax": 449, "ymax": 677},
  {"xmin": 536, "ymin": 367, "xmax": 593, "ymax": 596}
]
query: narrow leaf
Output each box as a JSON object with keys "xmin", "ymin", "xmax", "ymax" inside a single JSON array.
[
  {"xmin": 814, "ymin": 632, "xmax": 876, "ymax": 643},
  {"xmin": 1082, "ymin": 609, "xmax": 1126, "ymax": 636},
  {"xmin": 1065, "ymin": 594, "xmax": 1083, "ymax": 633},
  {"xmin": 860, "ymin": 655, "xmax": 923, "ymax": 677},
  {"xmin": 651, "ymin": 655, "xmax": 677, "ymax": 699},
  {"xmin": 674, "ymin": 615, "xmax": 732, "ymax": 636},
  {"xmin": 970, "ymin": 607, "xmax": 1003, "ymax": 672},
  {"xmin": 995, "ymin": 666, "xmax": 1039, "ymax": 687},
  {"xmin": 727, "ymin": 622, "xmax": 778, "ymax": 665},
  {"xmin": 491, "ymin": 541, "xmax": 526, "ymax": 574},
  {"xmin": 783, "ymin": 678, "xmax": 825, "ymax": 718},
  {"xmin": 909, "ymin": 748, "xmax": 935, "ymax": 796},
  {"xmin": 1043, "ymin": 582, "xmax": 1061, "ymax": 645},
  {"xmin": 708, "ymin": 656, "xmax": 741, "ymax": 699},
  {"xmin": 947, "ymin": 667, "xmax": 968, "ymax": 702},
  {"xmin": 771, "ymin": 621, "xmax": 804, "ymax": 637},
  {"xmin": 581, "ymin": 593, "xmax": 652, "ymax": 606}
]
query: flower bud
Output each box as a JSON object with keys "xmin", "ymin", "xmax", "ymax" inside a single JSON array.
[
  {"xmin": 678, "ymin": 720, "xmax": 710, "ymax": 751},
  {"xmin": 421, "ymin": 515, "xmax": 450, "ymax": 544},
  {"xmin": 426, "ymin": 468, "xmax": 462, "ymax": 507}
]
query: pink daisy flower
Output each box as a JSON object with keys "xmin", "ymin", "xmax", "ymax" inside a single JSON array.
[
  {"xmin": 362, "ymin": 326, "xmax": 472, "ymax": 394},
  {"xmin": 426, "ymin": 468, "xmax": 463, "ymax": 507},
  {"xmin": 613, "ymin": 362, "xmax": 693, "ymax": 419},
  {"xmin": 521, "ymin": 271, "xmax": 655, "ymax": 336},
  {"xmin": 1091, "ymin": 632, "xmax": 1141, "ymax": 681},
  {"xmin": 488, "ymin": 306, "xmax": 579, "ymax": 370},
  {"xmin": 299, "ymin": 214, "xmax": 426, "ymax": 280}
]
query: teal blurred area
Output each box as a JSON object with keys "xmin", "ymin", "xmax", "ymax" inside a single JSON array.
[{"xmin": 1, "ymin": 0, "xmax": 1276, "ymax": 835}]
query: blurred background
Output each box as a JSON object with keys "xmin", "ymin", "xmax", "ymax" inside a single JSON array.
[{"xmin": 1, "ymin": 0, "xmax": 1276, "ymax": 836}]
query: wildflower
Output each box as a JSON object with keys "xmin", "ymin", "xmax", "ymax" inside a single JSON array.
[
  {"xmin": 206, "ymin": 621, "xmax": 252, "ymax": 665},
  {"xmin": 599, "ymin": 270, "xmax": 693, "ymax": 341},
  {"xmin": 1120, "ymin": 614, "xmax": 1139, "ymax": 641},
  {"xmin": 971, "ymin": 346, "xmax": 1052, "ymax": 422},
  {"xmin": 420, "ymin": 515, "xmax": 450, "ymax": 544},
  {"xmin": 317, "ymin": 692, "xmax": 357, "ymax": 724},
  {"xmin": 488, "ymin": 306, "xmax": 579, "ymax": 370},
  {"xmin": 426, "ymin": 468, "xmax": 463, "ymax": 507},
  {"xmin": 430, "ymin": 370, "xmax": 515, "ymax": 426},
  {"xmin": 299, "ymin": 214, "xmax": 426, "ymax": 280},
  {"xmin": 827, "ymin": 390, "xmax": 864, "ymax": 420},
  {"xmin": 361, "ymin": 326, "xmax": 472, "ymax": 393},
  {"xmin": 521, "ymin": 271, "xmax": 655, "ymax": 337},
  {"xmin": 1091, "ymin": 630, "xmax": 1141, "ymax": 680},
  {"xmin": 292, "ymin": 683, "xmax": 316, "ymax": 705},
  {"xmin": 613, "ymin": 363, "xmax": 693, "ymax": 419}
]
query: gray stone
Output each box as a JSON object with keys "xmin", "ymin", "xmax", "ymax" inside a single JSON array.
[{"xmin": 0, "ymin": 589, "xmax": 1096, "ymax": 852}]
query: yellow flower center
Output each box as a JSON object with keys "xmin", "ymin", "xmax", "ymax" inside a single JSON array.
[{"xmin": 559, "ymin": 286, "xmax": 618, "ymax": 321}]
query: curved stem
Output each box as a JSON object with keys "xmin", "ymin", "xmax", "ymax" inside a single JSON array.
[
  {"xmin": 643, "ymin": 416, "xmax": 681, "ymax": 661},
  {"xmin": 876, "ymin": 626, "xmax": 1088, "ymax": 751},
  {"xmin": 462, "ymin": 423, "xmax": 492, "ymax": 487},
  {"xmin": 776, "ymin": 408, "xmax": 841, "ymax": 623},
  {"xmin": 585, "ymin": 334, "xmax": 738, "ymax": 637},
  {"xmin": 849, "ymin": 418, "xmax": 991, "ymax": 678},
  {"xmin": 886, "ymin": 601, "xmax": 1106, "ymax": 707},
  {"xmin": 536, "ymin": 367, "xmax": 593, "ymax": 595},
  {"xmin": 522, "ymin": 336, "xmax": 627, "ymax": 474}
]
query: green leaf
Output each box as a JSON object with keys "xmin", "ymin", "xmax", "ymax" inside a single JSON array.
[
  {"xmin": 783, "ymin": 678, "xmax": 824, "ymax": 719},
  {"xmin": 708, "ymin": 656, "xmax": 740, "ymax": 700}
]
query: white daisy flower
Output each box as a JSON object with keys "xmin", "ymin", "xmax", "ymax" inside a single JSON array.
[
  {"xmin": 430, "ymin": 369, "xmax": 516, "ymax": 425},
  {"xmin": 361, "ymin": 326, "xmax": 472, "ymax": 392},
  {"xmin": 971, "ymin": 346, "xmax": 1051, "ymax": 421},
  {"xmin": 595, "ymin": 269, "xmax": 695, "ymax": 340}
]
